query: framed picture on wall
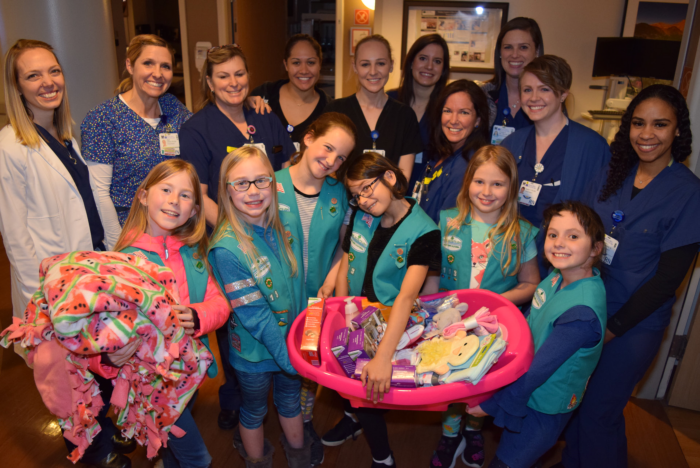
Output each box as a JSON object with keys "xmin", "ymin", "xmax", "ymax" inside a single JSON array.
[
  {"xmin": 621, "ymin": 0, "xmax": 689, "ymax": 38},
  {"xmin": 401, "ymin": 1, "xmax": 509, "ymax": 74},
  {"xmin": 350, "ymin": 27, "xmax": 372, "ymax": 56}
]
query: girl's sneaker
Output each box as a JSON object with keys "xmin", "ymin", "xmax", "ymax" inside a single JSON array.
[
  {"xmin": 371, "ymin": 451, "xmax": 396, "ymax": 467},
  {"xmin": 304, "ymin": 420, "xmax": 325, "ymax": 465},
  {"xmin": 430, "ymin": 434, "xmax": 466, "ymax": 468},
  {"xmin": 460, "ymin": 429, "xmax": 485, "ymax": 468},
  {"xmin": 321, "ymin": 413, "xmax": 362, "ymax": 446}
]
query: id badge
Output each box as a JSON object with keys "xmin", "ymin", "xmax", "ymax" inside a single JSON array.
[
  {"xmin": 364, "ymin": 149, "xmax": 386, "ymax": 157},
  {"xmin": 412, "ymin": 181, "xmax": 423, "ymax": 203},
  {"xmin": 491, "ymin": 125, "xmax": 516, "ymax": 145},
  {"xmin": 244, "ymin": 142, "xmax": 267, "ymax": 155},
  {"xmin": 159, "ymin": 133, "xmax": 180, "ymax": 156},
  {"xmin": 415, "ymin": 151, "xmax": 423, "ymax": 164},
  {"xmin": 293, "ymin": 142, "xmax": 301, "ymax": 152},
  {"xmin": 603, "ymin": 235, "xmax": 619, "ymax": 265},
  {"xmin": 518, "ymin": 180, "xmax": 542, "ymax": 206}
]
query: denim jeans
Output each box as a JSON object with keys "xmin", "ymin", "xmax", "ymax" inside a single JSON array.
[
  {"xmin": 161, "ymin": 391, "xmax": 212, "ymax": 468},
  {"xmin": 235, "ymin": 369, "xmax": 301, "ymax": 429}
]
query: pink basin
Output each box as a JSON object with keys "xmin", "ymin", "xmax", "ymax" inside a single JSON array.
[{"xmin": 287, "ymin": 289, "xmax": 534, "ymax": 411}]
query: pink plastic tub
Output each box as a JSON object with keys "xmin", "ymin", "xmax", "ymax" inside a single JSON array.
[{"xmin": 287, "ymin": 290, "xmax": 534, "ymax": 411}]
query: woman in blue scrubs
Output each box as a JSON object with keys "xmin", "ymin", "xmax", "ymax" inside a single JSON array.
[
  {"xmin": 179, "ymin": 44, "xmax": 295, "ymax": 434},
  {"xmin": 387, "ymin": 34, "xmax": 450, "ymax": 190},
  {"xmin": 480, "ymin": 17, "xmax": 544, "ymax": 144},
  {"xmin": 501, "ymin": 55, "xmax": 610, "ymax": 275},
  {"xmin": 561, "ymin": 85, "xmax": 700, "ymax": 468},
  {"xmin": 415, "ymin": 79, "xmax": 490, "ymax": 223}
]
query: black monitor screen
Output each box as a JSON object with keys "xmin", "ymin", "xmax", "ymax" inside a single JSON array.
[{"xmin": 592, "ymin": 37, "xmax": 681, "ymax": 80}]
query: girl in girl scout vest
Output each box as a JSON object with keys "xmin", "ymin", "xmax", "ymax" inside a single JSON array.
[
  {"xmin": 275, "ymin": 112, "xmax": 356, "ymax": 465},
  {"xmin": 327, "ymin": 152, "xmax": 440, "ymax": 467},
  {"xmin": 466, "ymin": 201, "xmax": 607, "ymax": 468},
  {"xmin": 113, "ymin": 159, "xmax": 230, "ymax": 468},
  {"xmin": 422, "ymin": 145, "xmax": 540, "ymax": 468},
  {"xmin": 208, "ymin": 146, "xmax": 310, "ymax": 468}
]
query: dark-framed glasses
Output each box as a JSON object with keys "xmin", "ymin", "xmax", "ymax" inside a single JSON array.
[
  {"xmin": 227, "ymin": 176, "xmax": 273, "ymax": 192},
  {"xmin": 349, "ymin": 174, "xmax": 384, "ymax": 207}
]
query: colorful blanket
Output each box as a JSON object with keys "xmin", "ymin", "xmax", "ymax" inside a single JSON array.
[{"xmin": 0, "ymin": 251, "xmax": 213, "ymax": 462}]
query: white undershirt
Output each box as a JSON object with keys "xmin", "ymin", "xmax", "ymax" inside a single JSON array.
[{"xmin": 118, "ymin": 94, "xmax": 161, "ymax": 128}]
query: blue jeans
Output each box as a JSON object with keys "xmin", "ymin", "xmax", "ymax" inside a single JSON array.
[
  {"xmin": 216, "ymin": 323, "xmax": 242, "ymax": 411},
  {"xmin": 235, "ymin": 369, "xmax": 302, "ymax": 429},
  {"xmin": 161, "ymin": 391, "xmax": 212, "ymax": 468}
]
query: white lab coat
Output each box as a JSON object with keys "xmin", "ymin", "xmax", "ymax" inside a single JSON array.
[{"xmin": 0, "ymin": 124, "xmax": 107, "ymax": 319}]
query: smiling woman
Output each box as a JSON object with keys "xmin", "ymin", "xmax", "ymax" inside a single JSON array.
[{"xmin": 80, "ymin": 34, "xmax": 193, "ymax": 247}]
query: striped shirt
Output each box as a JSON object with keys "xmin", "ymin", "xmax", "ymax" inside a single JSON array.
[{"xmin": 293, "ymin": 186, "xmax": 319, "ymax": 278}]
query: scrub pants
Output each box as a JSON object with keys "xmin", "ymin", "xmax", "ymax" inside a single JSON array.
[
  {"xmin": 64, "ymin": 374, "xmax": 117, "ymax": 464},
  {"xmin": 561, "ymin": 325, "xmax": 665, "ymax": 468},
  {"xmin": 216, "ymin": 323, "xmax": 242, "ymax": 412}
]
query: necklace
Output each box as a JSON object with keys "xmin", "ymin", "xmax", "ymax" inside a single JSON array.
[
  {"xmin": 635, "ymin": 171, "xmax": 652, "ymax": 186},
  {"xmin": 512, "ymin": 100, "xmax": 520, "ymax": 109}
]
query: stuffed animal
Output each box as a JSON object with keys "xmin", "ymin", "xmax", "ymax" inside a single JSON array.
[{"xmin": 415, "ymin": 330, "xmax": 479, "ymax": 375}]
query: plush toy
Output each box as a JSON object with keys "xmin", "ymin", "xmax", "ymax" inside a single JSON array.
[{"xmin": 415, "ymin": 330, "xmax": 480, "ymax": 375}]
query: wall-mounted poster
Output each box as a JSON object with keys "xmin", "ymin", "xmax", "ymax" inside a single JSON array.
[
  {"xmin": 401, "ymin": 1, "xmax": 509, "ymax": 74},
  {"xmin": 350, "ymin": 27, "xmax": 372, "ymax": 56},
  {"xmin": 621, "ymin": 0, "xmax": 689, "ymax": 39}
]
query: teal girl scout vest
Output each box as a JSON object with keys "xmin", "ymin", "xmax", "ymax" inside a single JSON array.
[
  {"xmin": 275, "ymin": 167, "xmax": 348, "ymax": 301},
  {"xmin": 209, "ymin": 214, "xmax": 305, "ymax": 364},
  {"xmin": 438, "ymin": 208, "xmax": 538, "ymax": 292},
  {"xmin": 348, "ymin": 200, "xmax": 438, "ymax": 306},
  {"xmin": 121, "ymin": 244, "xmax": 218, "ymax": 378},
  {"xmin": 527, "ymin": 269, "xmax": 607, "ymax": 414}
]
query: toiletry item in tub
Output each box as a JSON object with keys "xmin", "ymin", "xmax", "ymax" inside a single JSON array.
[
  {"xmin": 353, "ymin": 358, "xmax": 418, "ymax": 388},
  {"xmin": 301, "ymin": 297, "xmax": 326, "ymax": 366}
]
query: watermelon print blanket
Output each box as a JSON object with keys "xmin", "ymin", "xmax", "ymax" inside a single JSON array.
[{"xmin": 0, "ymin": 251, "xmax": 213, "ymax": 462}]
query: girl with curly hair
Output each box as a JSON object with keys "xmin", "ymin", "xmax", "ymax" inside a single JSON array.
[{"xmin": 561, "ymin": 84, "xmax": 700, "ymax": 468}]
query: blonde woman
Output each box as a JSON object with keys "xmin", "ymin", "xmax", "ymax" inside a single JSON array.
[
  {"xmin": 208, "ymin": 146, "xmax": 309, "ymax": 468},
  {"xmin": 81, "ymin": 34, "xmax": 192, "ymax": 246},
  {"xmin": 0, "ymin": 39, "xmax": 128, "ymax": 468}
]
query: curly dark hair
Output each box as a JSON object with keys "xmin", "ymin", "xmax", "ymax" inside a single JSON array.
[
  {"xmin": 599, "ymin": 84, "xmax": 692, "ymax": 201},
  {"xmin": 429, "ymin": 79, "xmax": 490, "ymax": 163}
]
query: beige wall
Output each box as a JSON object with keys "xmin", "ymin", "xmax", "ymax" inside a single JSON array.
[
  {"xmin": 373, "ymin": 0, "xmax": 627, "ymax": 126},
  {"xmin": 183, "ymin": 0, "xmax": 220, "ymax": 108}
]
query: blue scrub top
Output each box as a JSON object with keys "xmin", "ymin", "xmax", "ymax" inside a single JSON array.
[
  {"xmin": 518, "ymin": 124, "xmax": 569, "ymax": 227},
  {"xmin": 493, "ymin": 83, "xmax": 532, "ymax": 133},
  {"xmin": 584, "ymin": 162, "xmax": 700, "ymax": 330},
  {"xmin": 387, "ymin": 89, "xmax": 431, "ymax": 191},
  {"xmin": 180, "ymin": 103, "xmax": 295, "ymax": 202},
  {"xmin": 418, "ymin": 148, "xmax": 470, "ymax": 223}
]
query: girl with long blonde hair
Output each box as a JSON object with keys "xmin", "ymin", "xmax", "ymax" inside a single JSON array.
[
  {"xmin": 113, "ymin": 158, "xmax": 229, "ymax": 468},
  {"xmin": 208, "ymin": 146, "xmax": 309, "ymax": 467},
  {"xmin": 422, "ymin": 145, "xmax": 540, "ymax": 468}
]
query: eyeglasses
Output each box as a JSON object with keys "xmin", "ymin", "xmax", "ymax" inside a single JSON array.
[
  {"xmin": 349, "ymin": 174, "xmax": 384, "ymax": 207},
  {"xmin": 227, "ymin": 176, "xmax": 273, "ymax": 192},
  {"xmin": 208, "ymin": 43, "xmax": 242, "ymax": 56}
]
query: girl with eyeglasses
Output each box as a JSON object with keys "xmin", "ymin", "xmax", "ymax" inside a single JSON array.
[
  {"xmin": 209, "ymin": 146, "xmax": 310, "ymax": 468},
  {"xmin": 81, "ymin": 34, "xmax": 193, "ymax": 248},
  {"xmin": 322, "ymin": 152, "xmax": 440, "ymax": 468}
]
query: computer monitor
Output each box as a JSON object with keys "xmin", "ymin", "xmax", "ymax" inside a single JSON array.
[{"xmin": 592, "ymin": 37, "xmax": 681, "ymax": 80}]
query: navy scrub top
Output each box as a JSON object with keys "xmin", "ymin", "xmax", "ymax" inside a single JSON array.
[
  {"xmin": 180, "ymin": 103, "xmax": 295, "ymax": 202},
  {"xmin": 518, "ymin": 124, "xmax": 569, "ymax": 227},
  {"xmin": 493, "ymin": 83, "xmax": 532, "ymax": 133},
  {"xmin": 418, "ymin": 148, "xmax": 470, "ymax": 223},
  {"xmin": 387, "ymin": 89, "xmax": 431, "ymax": 190}
]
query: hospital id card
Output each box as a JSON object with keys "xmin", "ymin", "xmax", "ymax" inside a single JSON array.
[
  {"xmin": 491, "ymin": 125, "xmax": 515, "ymax": 145},
  {"xmin": 293, "ymin": 142, "xmax": 301, "ymax": 152},
  {"xmin": 244, "ymin": 143, "xmax": 267, "ymax": 155},
  {"xmin": 603, "ymin": 235, "xmax": 619, "ymax": 265},
  {"xmin": 364, "ymin": 149, "xmax": 386, "ymax": 157},
  {"xmin": 159, "ymin": 133, "xmax": 180, "ymax": 156},
  {"xmin": 518, "ymin": 180, "xmax": 542, "ymax": 206}
]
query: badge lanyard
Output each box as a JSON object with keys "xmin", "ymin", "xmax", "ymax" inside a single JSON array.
[
  {"xmin": 371, "ymin": 130, "xmax": 379, "ymax": 149},
  {"xmin": 501, "ymin": 108, "xmax": 510, "ymax": 126},
  {"xmin": 286, "ymin": 124, "xmax": 294, "ymax": 139}
]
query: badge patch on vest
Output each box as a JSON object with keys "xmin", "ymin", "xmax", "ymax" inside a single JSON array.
[
  {"xmin": 567, "ymin": 394, "xmax": 578, "ymax": 410},
  {"xmin": 131, "ymin": 251, "xmax": 149, "ymax": 261},
  {"xmin": 362, "ymin": 213, "xmax": 374, "ymax": 228},
  {"xmin": 551, "ymin": 274, "xmax": 561, "ymax": 287},
  {"xmin": 277, "ymin": 183, "xmax": 285, "ymax": 193},
  {"xmin": 443, "ymin": 235, "xmax": 463, "ymax": 252},
  {"xmin": 532, "ymin": 288, "xmax": 546, "ymax": 309},
  {"xmin": 350, "ymin": 232, "xmax": 369, "ymax": 253},
  {"xmin": 279, "ymin": 203, "xmax": 291, "ymax": 212},
  {"xmin": 348, "ymin": 252, "xmax": 355, "ymax": 262},
  {"xmin": 230, "ymin": 333, "xmax": 242, "ymax": 352},
  {"xmin": 251, "ymin": 256, "xmax": 272, "ymax": 279}
]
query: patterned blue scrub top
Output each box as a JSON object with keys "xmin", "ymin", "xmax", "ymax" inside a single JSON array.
[{"xmin": 80, "ymin": 93, "xmax": 192, "ymax": 225}]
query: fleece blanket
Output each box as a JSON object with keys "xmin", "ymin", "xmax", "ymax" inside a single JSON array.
[{"xmin": 0, "ymin": 251, "xmax": 213, "ymax": 462}]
